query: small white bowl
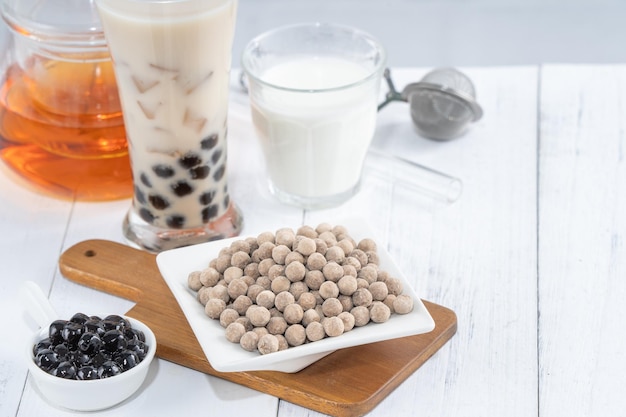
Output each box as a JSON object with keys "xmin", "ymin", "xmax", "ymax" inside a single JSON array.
[{"xmin": 26, "ymin": 316, "xmax": 156, "ymax": 411}]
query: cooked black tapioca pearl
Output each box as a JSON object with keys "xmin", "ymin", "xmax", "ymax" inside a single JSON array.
[
  {"xmin": 115, "ymin": 350, "xmax": 140, "ymax": 371},
  {"xmin": 103, "ymin": 315, "xmax": 130, "ymax": 331},
  {"xmin": 78, "ymin": 332, "xmax": 103, "ymax": 354},
  {"xmin": 77, "ymin": 365, "xmax": 98, "ymax": 380},
  {"xmin": 124, "ymin": 328, "xmax": 146, "ymax": 343},
  {"xmin": 166, "ymin": 215, "xmax": 186, "ymax": 229},
  {"xmin": 178, "ymin": 152, "xmax": 202, "ymax": 168},
  {"xmin": 36, "ymin": 349, "xmax": 59, "ymax": 371},
  {"xmin": 49, "ymin": 320, "xmax": 66, "ymax": 344},
  {"xmin": 189, "ymin": 165, "xmax": 210, "ymax": 180},
  {"xmin": 140, "ymin": 172, "xmax": 152, "ymax": 188},
  {"xmin": 127, "ymin": 340, "xmax": 148, "ymax": 360},
  {"xmin": 139, "ymin": 207, "xmax": 156, "ymax": 224},
  {"xmin": 135, "ymin": 186, "xmax": 147, "ymax": 205},
  {"xmin": 148, "ymin": 194, "xmax": 170, "ymax": 210},
  {"xmin": 171, "ymin": 180, "xmax": 194, "ymax": 197},
  {"xmin": 54, "ymin": 361, "xmax": 77, "ymax": 379},
  {"xmin": 211, "ymin": 149, "xmax": 223, "ymax": 164},
  {"xmin": 201, "ymin": 133, "xmax": 219, "ymax": 150},
  {"xmin": 61, "ymin": 321, "xmax": 83, "ymax": 348},
  {"xmin": 213, "ymin": 165, "xmax": 225, "ymax": 181},
  {"xmin": 202, "ymin": 205, "xmax": 219, "ymax": 222},
  {"xmin": 199, "ymin": 190, "xmax": 215, "ymax": 205},
  {"xmin": 70, "ymin": 313, "xmax": 90, "ymax": 325},
  {"xmin": 98, "ymin": 360, "xmax": 122, "ymax": 378},
  {"xmin": 33, "ymin": 338, "xmax": 52, "ymax": 356},
  {"xmin": 102, "ymin": 329, "xmax": 127, "ymax": 352},
  {"xmin": 152, "ymin": 164, "xmax": 175, "ymax": 178}
]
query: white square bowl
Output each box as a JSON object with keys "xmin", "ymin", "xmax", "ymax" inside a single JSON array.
[{"xmin": 156, "ymin": 218, "xmax": 435, "ymax": 373}]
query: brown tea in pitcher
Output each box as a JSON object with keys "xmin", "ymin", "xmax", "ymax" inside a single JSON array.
[{"xmin": 0, "ymin": 0, "xmax": 133, "ymax": 201}]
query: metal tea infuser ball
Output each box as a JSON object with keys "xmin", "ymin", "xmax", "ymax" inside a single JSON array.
[{"xmin": 379, "ymin": 67, "xmax": 483, "ymax": 140}]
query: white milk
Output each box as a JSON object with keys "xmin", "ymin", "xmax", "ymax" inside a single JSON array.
[
  {"xmin": 97, "ymin": 0, "xmax": 237, "ymax": 229},
  {"xmin": 250, "ymin": 56, "xmax": 379, "ymax": 202}
]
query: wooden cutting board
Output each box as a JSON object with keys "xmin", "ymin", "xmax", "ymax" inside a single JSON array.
[{"xmin": 58, "ymin": 239, "xmax": 457, "ymax": 417}]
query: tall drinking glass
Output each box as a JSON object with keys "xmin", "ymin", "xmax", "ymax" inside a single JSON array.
[{"xmin": 96, "ymin": 0, "xmax": 243, "ymax": 252}]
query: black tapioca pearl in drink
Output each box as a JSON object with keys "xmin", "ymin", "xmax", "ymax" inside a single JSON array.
[
  {"xmin": 202, "ymin": 205, "xmax": 219, "ymax": 222},
  {"xmin": 223, "ymin": 194, "xmax": 230, "ymax": 209},
  {"xmin": 201, "ymin": 133, "xmax": 219, "ymax": 150},
  {"xmin": 139, "ymin": 208, "xmax": 156, "ymax": 224},
  {"xmin": 135, "ymin": 186, "xmax": 147, "ymax": 205},
  {"xmin": 166, "ymin": 215, "xmax": 186, "ymax": 229},
  {"xmin": 140, "ymin": 173, "xmax": 152, "ymax": 188},
  {"xmin": 189, "ymin": 165, "xmax": 210, "ymax": 180},
  {"xmin": 153, "ymin": 164, "xmax": 175, "ymax": 178},
  {"xmin": 171, "ymin": 180, "xmax": 194, "ymax": 197},
  {"xmin": 179, "ymin": 152, "xmax": 202, "ymax": 169},
  {"xmin": 148, "ymin": 194, "xmax": 170, "ymax": 210},
  {"xmin": 213, "ymin": 165, "xmax": 225, "ymax": 182},
  {"xmin": 199, "ymin": 190, "xmax": 215, "ymax": 205},
  {"xmin": 211, "ymin": 149, "xmax": 223, "ymax": 164}
]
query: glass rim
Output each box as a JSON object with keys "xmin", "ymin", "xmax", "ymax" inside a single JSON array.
[{"xmin": 241, "ymin": 22, "xmax": 387, "ymax": 94}]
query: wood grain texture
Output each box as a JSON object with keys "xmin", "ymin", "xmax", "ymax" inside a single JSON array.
[{"xmin": 58, "ymin": 239, "xmax": 457, "ymax": 417}]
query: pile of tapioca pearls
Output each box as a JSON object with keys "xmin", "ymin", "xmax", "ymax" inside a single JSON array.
[{"xmin": 187, "ymin": 223, "xmax": 414, "ymax": 355}]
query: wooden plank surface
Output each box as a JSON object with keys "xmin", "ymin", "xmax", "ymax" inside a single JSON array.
[{"xmin": 58, "ymin": 239, "xmax": 456, "ymax": 417}]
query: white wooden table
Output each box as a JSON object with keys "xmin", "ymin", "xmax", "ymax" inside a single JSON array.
[{"xmin": 1, "ymin": 65, "xmax": 624, "ymax": 417}]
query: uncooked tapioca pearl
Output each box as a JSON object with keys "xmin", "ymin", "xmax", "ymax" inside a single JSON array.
[
  {"xmin": 257, "ymin": 231, "xmax": 275, "ymax": 245},
  {"xmin": 231, "ymin": 251, "xmax": 251, "ymax": 269},
  {"xmin": 235, "ymin": 317, "xmax": 253, "ymax": 332},
  {"xmin": 285, "ymin": 261, "xmax": 306, "ymax": 282},
  {"xmin": 302, "ymin": 308, "xmax": 321, "ymax": 327},
  {"xmin": 323, "ymin": 316, "xmax": 344, "ymax": 337},
  {"xmin": 274, "ymin": 291, "xmax": 295, "ymax": 312},
  {"xmin": 257, "ymin": 334, "xmax": 279, "ymax": 355},
  {"xmin": 244, "ymin": 263, "xmax": 260, "ymax": 279},
  {"xmin": 205, "ymin": 298, "xmax": 226, "ymax": 319},
  {"xmin": 199, "ymin": 267, "xmax": 220, "ymax": 287},
  {"xmin": 245, "ymin": 237, "xmax": 259, "ymax": 252},
  {"xmin": 351, "ymin": 306, "xmax": 371, "ymax": 327},
  {"xmin": 319, "ymin": 281, "xmax": 339, "ymax": 300},
  {"xmin": 239, "ymin": 331, "xmax": 259, "ymax": 352},
  {"xmin": 315, "ymin": 223, "xmax": 332, "ymax": 234},
  {"xmin": 332, "ymin": 224, "xmax": 348, "ymax": 237},
  {"xmin": 276, "ymin": 334, "xmax": 289, "ymax": 351},
  {"xmin": 266, "ymin": 316, "xmax": 288, "ymax": 335},
  {"xmin": 376, "ymin": 270, "xmax": 390, "ymax": 283},
  {"xmin": 325, "ymin": 246, "xmax": 345, "ymax": 263},
  {"xmin": 256, "ymin": 276, "xmax": 271, "ymax": 290},
  {"xmin": 253, "ymin": 326, "xmax": 269, "ymax": 339},
  {"xmin": 270, "ymin": 276, "xmax": 291, "ymax": 293},
  {"xmin": 386, "ymin": 277, "xmax": 404, "ymax": 296},
  {"xmin": 220, "ymin": 308, "xmax": 240, "ymax": 328},
  {"xmin": 318, "ymin": 231, "xmax": 337, "ymax": 247},
  {"xmin": 283, "ymin": 303, "xmax": 304, "ymax": 324},
  {"xmin": 294, "ymin": 237, "xmax": 316, "ymax": 256},
  {"xmin": 356, "ymin": 278, "xmax": 370, "ymax": 289},
  {"xmin": 227, "ymin": 278, "xmax": 248, "ymax": 299},
  {"xmin": 296, "ymin": 225, "xmax": 318, "ymax": 238},
  {"xmin": 306, "ymin": 252, "xmax": 326, "ymax": 271},
  {"xmin": 357, "ymin": 238, "xmax": 377, "ymax": 253},
  {"xmin": 232, "ymin": 295, "xmax": 253, "ymax": 315},
  {"xmin": 322, "ymin": 298, "xmax": 343, "ymax": 317},
  {"xmin": 369, "ymin": 301, "xmax": 391, "ymax": 323},
  {"xmin": 271, "ymin": 245, "xmax": 291, "ymax": 264},
  {"xmin": 352, "ymin": 288, "xmax": 373, "ymax": 307},
  {"xmin": 284, "ymin": 251, "xmax": 304, "ymax": 265},
  {"xmin": 393, "ymin": 294, "xmax": 414, "ymax": 314},
  {"xmin": 209, "ymin": 258, "xmax": 217, "ymax": 269},
  {"xmin": 284, "ymin": 324, "xmax": 306, "ymax": 346},
  {"xmin": 230, "ymin": 239, "xmax": 251, "ymax": 254},
  {"xmin": 314, "ymin": 238, "xmax": 328, "ymax": 255},
  {"xmin": 275, "ymin": 228, "xmax": 296, "ymax": 247},
  {"xmin": 246, "ymin": 284, "xmax": 264, "ymax": 302},
  {"xmin": 338, "ymin": 311, "xmax": 355, "ymax": 332},
  {"xmin": 219, "ymin": 246, "xmax": 233, "ymax": 257},
  {"xmin": 322, "ymin": 262, "xmax": 344, "ymax": 282},
  {"xmin": 337, "ymin": 275, "xmax": 358, "ymax": 296},
  {"xmin": 225, "ymin": 322, "xmax": 246, "ymax": 343},
  {"xmin": 297, "ymin": 292, "xmax": 317, "ymax": 311},
  {"xmin": 383, "ymin": 294, "xmax": 397, "ymax": 313},
  {"xmin": 368, "ymin": 281, "xmax": 389, "ymax": 301},
  {"xmin": 304, "ymin": 270, "xmax": 325, "ymax": 290},
  {"xmin": 197, "ymin": 287, "xmax": 211, "ymax": 305},
  {"xmin": 289, "ymin": 281, "xmax": 308, "ymax": 301},
  {"xmin": 209, "ymin": 285, "xmax": 230, "ymax": 303},
  {"xmin": 242, "ymin": 275, "xmax": 256, "ymax": 288},
  {"xmin": 305, "ymin": 321, "xmax": 325, "ymax": 342},
  {"xmin": 267, "ymin": 264, "xmax": 285, "ymax": 280},
  {"xmin": 336, "ymin": 238, "xmax": 355, "ymax": 255},
  {"xmin": 224, "ymin": 266, "xmax": 243, "ymax": 283},
  {"xmin": 256, "ymin": 290, "xmax": 276, "ymax": 309},
  {"xmin": 215, "ymin": 255, "xmax": 231, "ymax": 273},
  {"xmin": 366, "ymin": 251, "xmax": 380, "ymax": 266},
  {"xmin": 269, "ymin": 307, "xmax": 283, "ymax": 318},
  {"xmin": 256, "ymin": 242, "xmax": 276, "ymax": 261},
  {"xmin": 257, "ymin": 258, "xmax": 275, "ymax": 276},
  {"xmin": 349, "ymin": 249, "xmax": 368, "ymax": 269},
  {"xmin": 246, "ymin": 305, "xmax": 271, "ymax": 327},
  {"xmin": 338, "ymin": 295, "xmax": 353, "ymax": 312},
  {"xmin": 188, "ymin": 271, "xmax": 202, "ymax": 291},
  {"xmin": 358, "ymin": 265, "xmax": 378, "ymax": 284},
  {"xmin": 342, "ymin": 264, "xmax": 357, "ymax": 279}
]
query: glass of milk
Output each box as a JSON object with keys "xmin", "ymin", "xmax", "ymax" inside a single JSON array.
[
  {"xmin": 96, "ymin": 0, "xmax": 243, "ymax": 252},
  {"xmin": 242, "ymin": 23, "xmax": 386, "ymax": 209}
]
